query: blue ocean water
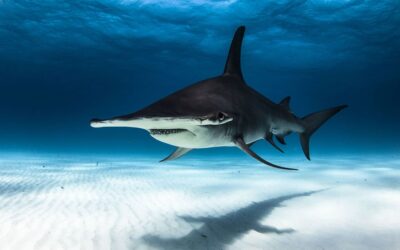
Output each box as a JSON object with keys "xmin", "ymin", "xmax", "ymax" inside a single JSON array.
[{"xmin": 0, "ymin": 0, "xmax": 399, "ymax": 156}]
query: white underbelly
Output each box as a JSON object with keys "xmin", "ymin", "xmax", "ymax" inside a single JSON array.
[
  {"xmin": 149, "ymin": 126, "xmax": 264, "ymax": 148},
  {"xmin": 149, "ymin": 128, "xmax": 235, "ymax": 148},
  {"xmin": 151, "ymin": 134, "xmax": 236, "ymax": 148}
]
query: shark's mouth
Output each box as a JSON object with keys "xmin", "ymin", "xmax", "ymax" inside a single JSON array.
[{"xmin": 149, "ymin": 128, "xmax": 189, "ymax": 135}]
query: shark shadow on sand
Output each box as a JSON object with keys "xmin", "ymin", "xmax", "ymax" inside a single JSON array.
[{"xmin": 142, "ymin": 190, "xmax": 320, "ymax": 250}]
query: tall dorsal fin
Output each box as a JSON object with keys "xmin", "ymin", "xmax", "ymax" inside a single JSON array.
[
  {"xmin": 279, "ymin": 96, "xmax": 291, "ymax": 110},
  {"xmin": 223, "ymin": 26, "xmax": 245, "ymax": 79}
]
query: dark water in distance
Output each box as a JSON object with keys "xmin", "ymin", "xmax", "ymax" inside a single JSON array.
[{"xmin": 0, "ymin": 1, "xmax": 399, "ymax": 157}]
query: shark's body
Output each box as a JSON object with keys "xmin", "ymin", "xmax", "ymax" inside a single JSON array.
[{"xmin": 91, "ymin": 26, "xmax": 347, "ymax": 170}]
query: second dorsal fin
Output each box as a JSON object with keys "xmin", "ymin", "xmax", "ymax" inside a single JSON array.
[
  {"xmin": 223, "ymin": 26, "xmax": 245, "ymax": 79},
  {"xmin": 279, "ymin": 96, "xmax": 291, "ymax": 110}
]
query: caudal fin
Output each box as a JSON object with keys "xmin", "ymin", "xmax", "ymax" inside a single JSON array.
[{"xmin": 300, "ymin": 105, "xmax": 348, "ymax": 160}]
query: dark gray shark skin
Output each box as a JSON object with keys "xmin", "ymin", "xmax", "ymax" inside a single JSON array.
[
  {"xmin": 142, "ymin": 190, "xmax": 319, "ymax": 250},
  {"xmin": 91, "ymin": 26, "xmax": 347, "ymax": 170}
]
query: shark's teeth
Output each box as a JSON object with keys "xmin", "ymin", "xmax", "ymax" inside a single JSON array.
[{"xmin": 149, "ymin": 129, "xmax": 187, "ymax": 135}]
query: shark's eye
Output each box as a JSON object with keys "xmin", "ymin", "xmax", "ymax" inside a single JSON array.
[{"xmin": 217, "ymin": 112, "xmax": 226, "ymax": 121}]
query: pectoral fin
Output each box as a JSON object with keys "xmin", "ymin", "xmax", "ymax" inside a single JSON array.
[
  {"xmin": 234, "ymin": 137, "xmax": 297, "ymax": 171},
  {"xmin": 160, "ymin": 147, "xmax": 192, "ymax": 162}
]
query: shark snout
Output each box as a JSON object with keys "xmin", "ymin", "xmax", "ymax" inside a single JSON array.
[
  {"xmin": 90, "ymin": 116, "xmax": 144, "ymax": 128},
  {"xmin": 90, "ymin": 118, "xmax": 115, "ymax": 128},
  {"xmin": 90, "ymin": 118, "xmax": 104, "ymax": 128}
]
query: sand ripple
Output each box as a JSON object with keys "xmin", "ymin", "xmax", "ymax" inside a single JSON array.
[{"xmin": 0, "ymin": 156, "xmax": 399, "ymax": 250}]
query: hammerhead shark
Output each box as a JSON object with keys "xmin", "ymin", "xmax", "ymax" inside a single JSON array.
[{"xmin": 91, "ymin": 26, "xmax": 347, "ymax": 170}]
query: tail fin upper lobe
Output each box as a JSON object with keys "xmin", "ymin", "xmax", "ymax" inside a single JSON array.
[{"xmin": 300, "ymin": 105, "xmax": 348, "ymax": 160}]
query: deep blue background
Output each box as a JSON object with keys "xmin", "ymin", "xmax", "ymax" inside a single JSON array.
[{"xmin": 0, "ymin": 1, "xmax": 399, "ymax": 157}]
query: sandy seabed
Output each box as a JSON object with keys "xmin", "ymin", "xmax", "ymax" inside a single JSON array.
[{"xmin": 0, "ymin": 155, "xmax": 399, "ymax": 250}]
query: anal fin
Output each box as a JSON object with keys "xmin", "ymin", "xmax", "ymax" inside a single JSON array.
[
  {"xmin": 160, "ymin": 147, "xmax": 192, "ymax": 162},
  {"xmin": 234, "ymin": 137, "xmax": 297, "ymax": 171}
]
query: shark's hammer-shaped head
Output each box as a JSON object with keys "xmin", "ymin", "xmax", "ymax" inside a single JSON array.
[{"xmin": 90, "ymin": 76, "xmax": 240, "ymax": 148}]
